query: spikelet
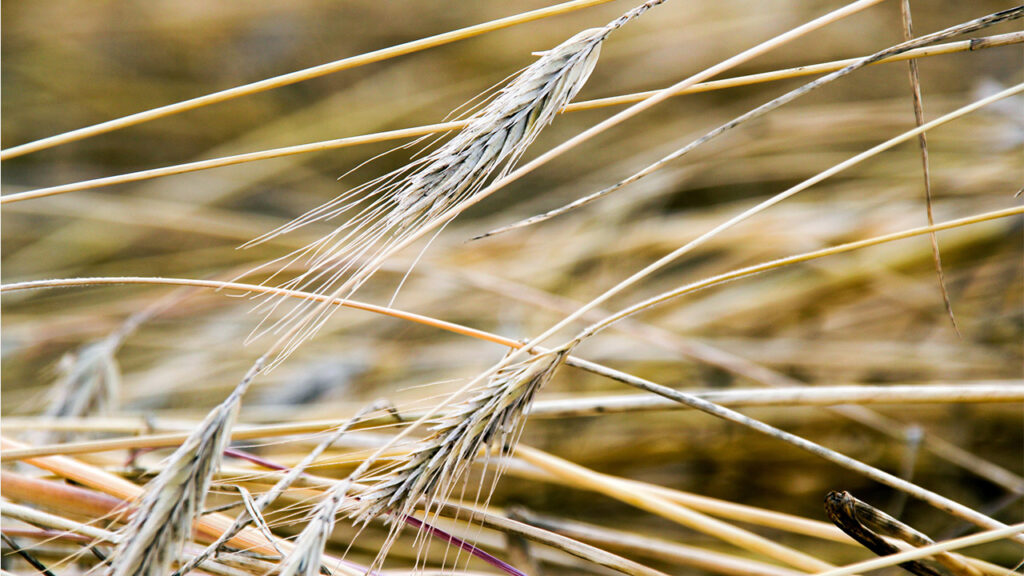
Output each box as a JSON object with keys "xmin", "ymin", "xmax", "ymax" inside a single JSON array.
[
  {"xmin": 276, "ymin": 483, "xmax": 350, "ymax": 576},
  {"xmin": 107, "ymin": 360, "xmax": 261, "ymax": 576},
  {"xmin": 35, "ymin": 339, "xmax": 120, "ymax": 447},
  {"xmin": 45, "ymin": 339, "xmax": 120, "ymax": 421},
  {"xmin": 179, "ymin": 404, "xmax": 381, "ymax": 576},
  {"xmin": 272, "ymin": 348, "xmax": 568, "ymax": 575},
  {"xmin": 43, "ymin": 297, "xmax": 175, "ymax": 438},
  {"xmin": 355, "ymin": 348, "xmax": 569, "ymax": 525},
  {"xmin": 246, "ymin": 27, "xmax": 609, "ymax": 365}
]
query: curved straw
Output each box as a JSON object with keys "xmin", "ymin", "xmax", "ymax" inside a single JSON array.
[
  {"xmin": 0, "ymin": 436, "xmax": 355, "ymax": 575},
  {"xmin": 814, "ymin": 523, "xmax": 1024, "ymax": 576},
  {"xmin": 3, "ymin": 204, "xmax": 1020, "ymax": 463},
  {"xmin": 351, "ymin": 10, "xmax": 1019, "ymax": 505},
  {"xmin": 576, "ymin": 82, "xmax": 1024, "ymax": 340},
  {"xmin": 0, "ymin": 0, "xmax": 616, "ymax": 160},
  {"xmin": 12, "ymin": 24, "xmax": 1016, "ymax": 207}
]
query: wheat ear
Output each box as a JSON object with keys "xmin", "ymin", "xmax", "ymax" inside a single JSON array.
[
  {"xmin": 44, "ymin": 339, "xmax": 120, "ymax": 422},
  {"xmin": 355, "ymin": 347, "xmax": 570, "ymax": 524},
  {"xmin": 41, "ymin": 294, "xmax": 179, "ymax": 442},
  {"xmin": 246, "ymin": 2, "xmax": 667, "ymax": 367},
  {"xmin": 277, "ymin": 347, "xmax": 569, "ymax": 575},
  {"xmin": 176, "ymin": 403, "xmax": 385, "ymax": 576},
  {"xmin": 106, "ymin": 359, "xmax": 263, "ymax": 576},
  {"xmin": 276, "ymin": 477, "xmax": 360, "ymax": 576},
  {"xmin": 361, "ymin": 346, "xmax": 571, "ymax": 571}
]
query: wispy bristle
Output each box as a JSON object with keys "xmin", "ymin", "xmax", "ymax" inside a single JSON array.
[
  {"xmin": 246, "ymin": 26, "xmax": 608, "ymax": 366},
  {"xmin": 272, "ymin": 348, "xmax": 568, "ymax": 575},
  {"xmin": 107, "ymin": 359, "xmax": 262, "ymax": 576},
  {"xmin": 276, "ymin": 483, "xmax": 350, "ymax": 576},
  {"xmin": 355, "ymin": 348, "xmax": 569, "ymax": 526},
  {"xmin": 178, "ymin": 403, "xmax": 384, "ymax": 576}
]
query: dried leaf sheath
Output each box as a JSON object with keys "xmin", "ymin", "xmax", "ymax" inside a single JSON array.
[{"xmin": 247, "ymin": 28, "xmax": 608, "ymax": 363}]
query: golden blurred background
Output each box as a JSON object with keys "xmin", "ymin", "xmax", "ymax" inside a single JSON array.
[{"xmin": 3, "ymin": 0, "xmax": 1022, "ymax": 572}]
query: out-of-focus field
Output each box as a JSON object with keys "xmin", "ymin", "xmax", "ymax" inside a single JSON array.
[{"xmin": 2, "ymin": 1, "xmax": 1022, "ymax": 573}]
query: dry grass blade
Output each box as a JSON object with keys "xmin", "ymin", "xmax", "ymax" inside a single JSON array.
[
  {"xmin": 106, "ymin": 360, "xmax": 263, "ymax": 576},
  {"xmin": 477, "ymin": 5, "xmax": 1024, "ymax": 239},
  {"xmin": 901, "ymin": 0, "xmax": 960, "ymax": 337},
  {"xmin": 5, "ymin": 31, "xmax": 1020, "ymax": 207},
  {"xmin": 0, "ymin": 0, "xmax": 616, "ymax": 160}
]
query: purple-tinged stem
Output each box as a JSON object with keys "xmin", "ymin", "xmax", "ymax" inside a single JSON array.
[
  {"xmin": 402, "ymin": 514, "xmax": 528, "ymax": 576},
  {"xmin": 224, "ymin": 447, "xmax": 286, "ymax": 470},
  {"xmin": 225, "ymin": 447, "xmax": 527, "ymax": 575}
]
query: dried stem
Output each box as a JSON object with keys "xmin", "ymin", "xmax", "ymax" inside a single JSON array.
[
  {"xmin": 901, "ymin": 0, "xmax": 960, "ymax": 336},
  {"xmin": 0, "ymin": 0, "xmax": 616, "ymax": 160},
  {"xmin": 2, "ymin": 31, "xmax": 1020, "ymax": 206},
  {"xmin": 815, "ymin": 523, "xmax": 1024, "ymax": 576},
  {"xmin": 515, "ymin": 445, "xmax": 836, "ymax": 572}
]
